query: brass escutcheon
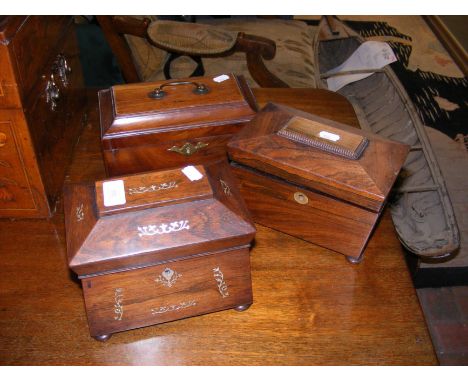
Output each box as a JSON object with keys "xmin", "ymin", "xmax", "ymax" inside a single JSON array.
[
  {"xmin": 294, "ymin": 191, "xmax": 309, "ymax": 205},
  {"xmin": 168, "ymin": 141, "xmax": 209, "ymax": 156}
]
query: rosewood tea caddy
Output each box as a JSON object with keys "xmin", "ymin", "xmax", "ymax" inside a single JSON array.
[
  {"xmin": 64, "ymin": 162, "xmax": 256, "ymax": 341},
  {"xmin": 227, "ymin": 103, "xmax": 410, "ymax": 263},
  {"xmin": 99, "ymin": 73, "xmax": 257, "ymax": 177}
]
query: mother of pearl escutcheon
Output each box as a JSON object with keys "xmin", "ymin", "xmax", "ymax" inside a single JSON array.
[{"xmin": 155, "ymin": 267, "xmax": 182, "ymax": 287}]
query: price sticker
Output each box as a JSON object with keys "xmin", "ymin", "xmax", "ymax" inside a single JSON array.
[
  {"xmin": 103, "ymin": 180, "xmax": 126, "ymax": 207},
  {"xmin": 182, "ymin": 166, "xmax": 204, "ymax": 181}
]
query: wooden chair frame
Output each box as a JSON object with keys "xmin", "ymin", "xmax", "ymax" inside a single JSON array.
[{"xmin": 96, "ymin": 16, "xmax": 289, "ymax": 87}]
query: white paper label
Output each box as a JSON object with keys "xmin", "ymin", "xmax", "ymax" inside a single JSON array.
[
  {"xmin": 319, "ymin": 131, "xmax": 340, "ymax": 142},
  {"xmin": 182, "ymin": 166, "xmax": 203, "ymax": 181},
  {"xmin": 326, "ymin": 41, "xmax": 397, "ymax": 91},
  {"xmin": 103, "ymin": 180, "xmax": 126, "ymax": 207},
  {"xmin": 213, "ymin": 74, "xmax": 230, "ymax": 83}
]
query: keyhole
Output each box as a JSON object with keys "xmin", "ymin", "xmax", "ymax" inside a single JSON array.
[{"xmin": 294, "ymin": 192, "xmax": 309, "ymax": 205}]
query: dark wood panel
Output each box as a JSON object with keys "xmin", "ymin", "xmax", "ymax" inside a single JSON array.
[
  {"xmin": 231, "ymin": 164, "xmax": 378, "ymax": 258},
  {"xmin": 0, "ymin": 16, "xmax": 86, "ymax": 218},
  {"xmin": 11, "ymin": 16, "xmax": 70, "ymax": 99},
  {"xmin": 83, "ymin": 248, "xmax": 252, "ymax": 338},
  {"xmin": 100, "ymin": 75, "xmax": 256, "ymax": 176},
  {"xmin": 104, "ymin": 134, "xmax": 232, "ymax": 177},
  {"xmin": 0, "ymin": 119, "xmax": 38, "ymax": 210},
  {"xmin": 26, "ymin": 22, "xmax": 87, "ymax": 208},
  {"xmin": 0, "ymin": 44, "xmax": 22, "ymax": 108},
  {"xmin": 0, "ymin": 206, "xmax": 437, "ymax": 365},
  {"xmin": 228, "ymin": 103, "xmax": 409, "ymax": 212},
  {"xmin": 0, "ymin": 110, "xmax": 49, "ymax": 217},
  {"xmin": 0, "ymin": 89, "xmax": 437, "ymax": 365}
]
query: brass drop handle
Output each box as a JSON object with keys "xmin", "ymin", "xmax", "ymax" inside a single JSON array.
[
  {"xmin": 148, "ymin": 81, "xmax": 210, "ymax": 99},
  {"xmin": 168, "ymin": 141, "xmax": 209, "ymax": 156}
]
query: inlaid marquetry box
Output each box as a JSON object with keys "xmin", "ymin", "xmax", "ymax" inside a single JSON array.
[
  {"xmin": 64, "ymin": 162, "xmax": 255, "ymax": 341},
  {"xmin": 227, "ymin": 103, "xmax": 409, "ymax": 263}
]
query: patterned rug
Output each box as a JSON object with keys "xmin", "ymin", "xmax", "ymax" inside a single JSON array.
[
  {"xmin": 305, "ymin": 16, "xmax": 467, "ymax": 142},
  {"xmin": 344, "ymin": 19, "xmax": 467, "ymax": 142}
]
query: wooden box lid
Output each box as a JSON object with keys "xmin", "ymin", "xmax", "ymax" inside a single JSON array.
[
  {"xmin": 227, "ymin": 103, "xmax": 410, "ymax": 212},
  {"xmin": 99, "ymin": 73, "xmax": 257, "ymax": 145},
  {"xmin": 64, "ymin": 162, "xmax": 255, "ymax": 277}
]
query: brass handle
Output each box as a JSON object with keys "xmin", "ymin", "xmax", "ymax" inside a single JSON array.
[
  {"xmin": 294, "ymin": 192, "xmax": 309, "ymax": 205},
  {"xmin": 148, "ymin": 81, "xmax": 209, "ymax": 99},
  {"xmin": 167, "ymin": 141, "xmax": 209, "ymax": 156}
]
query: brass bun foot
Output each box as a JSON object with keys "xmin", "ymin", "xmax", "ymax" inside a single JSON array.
[
  {"xmin": 346, "ymin": 253, "xmax": 364, "ymax": 264},
  {"xmin": 234, "ymin": 304, "xmax": 252, "ymax": 312},
  {"xmin": 93, "ymin": 334, "xmax": 112, "ymax": 342}
]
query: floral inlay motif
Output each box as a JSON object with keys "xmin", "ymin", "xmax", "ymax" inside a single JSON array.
[
  {"xmin": 137, "ymin": 220, "xmax": 190, "ymax": 237},
  {"xmin": 114, "ymin": 288, "xmax": 124, "ymax": 321},
  {"xmin": 155, "ymin": 268, "xmax": 182, "ymax": 288},
  {"xmin": 151, "ymin": 300, "xmax": 197, "ymax": 315},
  {"xmin": 128, "ymin": 181, "xmax": 178, "ymax": 195},
  {"xmin": 213, "ymin": 267, "xmax": 229, "ymax": 298},
  {"xmin": 76, "ymin": 203, "xmax": 84, "ymax": 222}
]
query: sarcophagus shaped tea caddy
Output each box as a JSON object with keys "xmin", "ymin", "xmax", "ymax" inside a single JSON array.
[
  {"xmin": 64, "ymin": 162, "xmax": 255, "ymax": 340},
  {"xmin": 227, "ymin": 103, "xmax": 409, "ymax": 263}
]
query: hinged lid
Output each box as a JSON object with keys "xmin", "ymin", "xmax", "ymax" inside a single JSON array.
[
  {"xmin": 99, "ymin": 73, "xmax": 257, "ymax": 145},
  {"xmin": 228, "ymin": 103, "xmax": 410, "ymax": 212},
  {"xmin": 95, "ymin": 167, "xmax": 212, "ymax": 217},
  {"xmin": 64, "ymin": 163, "xmax": 255, "ymax": 277}
]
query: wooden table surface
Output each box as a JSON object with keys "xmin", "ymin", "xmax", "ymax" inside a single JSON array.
[{"xmin": 0, "ymin": 88, "xmax": 437, "ymax": 365}]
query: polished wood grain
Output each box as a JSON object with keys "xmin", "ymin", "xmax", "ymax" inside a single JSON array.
[
  {"xmin": 0, "ymin": 16, "xmax": 69, "ymax": 107},
  {"xmin": 0, "ymin": 16, "xmax": 86, "ymax": 218},
  {"xmin": 103, "ymin": 133, "xmax": 234, "ymax": 177},
  {"xmin": 228, "ymin": 103, "xmax": 410, "ymax": 212},
  {"xmin": 94, "ymin": 166, "xmax": 213, "ymax": 216},
  {"xmin": 227, "ymin": 102, "xmax": 409, "ymax": 259},
  {"xmin": 100, "ymin": 74, "xmax": 257, "ymax": 176},
  {"xmin": 83, "ymin": 247, "xmax": 253, "ymax": 339},
  {"xmin": 0, "ymin": 89, "xmax": 437, "ymax": 364},
  {"xmin": 230, "ymin": 163, "xmax": 379, "ymax": 258},
  {"xmin": 9, "ymin": 16, "xmax": 70, "ymax": 101},
  {"xmin": 0, "ymin": 110, "xmax": 49, "ymax": 213},
  {"xmin": 65, "ymin": 163, "xmax": 255, "ymax": 277},
  {"xmin": 64, "ymin": 160, "xmax": 255, "ymax": 340},
  {"xmin": 102, "ymin": 74, "xmax": 256, "ymax": 136}
]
